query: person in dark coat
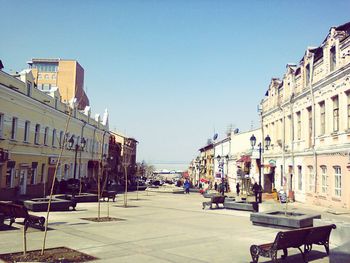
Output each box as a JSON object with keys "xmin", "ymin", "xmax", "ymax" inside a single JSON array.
[
  {"xmin": 236, "ymin": 182, "xmax": 240, "ymax": 196},
  {"xmin": 214, "ymin": 182, "xmax": 218, "ymax": 191},
  {"xmin": 252, "ymin": 182, "xmax": 261, "ymax": 202}
]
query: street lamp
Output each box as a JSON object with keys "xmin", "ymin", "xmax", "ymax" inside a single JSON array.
[
  {"xmin": 249, "ymin": 134, "xmax": 271, "ymax": 203},
  {"xmin": 68, "ymin": 136, "xmax": 86, "ymax": 179},
  {"xmin": 194, "ymin": 157, "xmax": 201, "ymax": 187},
  {"xmin": 216, "ymin": 154, "xmax": 229, "ymax": 195}
]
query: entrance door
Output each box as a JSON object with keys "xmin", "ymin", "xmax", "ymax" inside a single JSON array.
[
  {"xmin": 263, "ymin": 171, "xmax": 275, "ymax": 193},
  {"xmin": 19, "ymin": 169, "xmax": 27, "ymax": 195}
]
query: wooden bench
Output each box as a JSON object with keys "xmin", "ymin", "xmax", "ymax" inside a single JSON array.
[
  {"xmin": 0, "ymin": 202, "xmax": 45, "ymax": 231},
  {"xmin": 250, "ymin": 224, "xmax": 336, "ymax": 263},
  {"xmin": 202, "ymin": 195, "xmax": 226, "ymax": 209}
]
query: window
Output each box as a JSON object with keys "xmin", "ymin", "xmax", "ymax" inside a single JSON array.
[
  {"xmin": 85, "ymin": 139, "xmax": 89, "ymax": 152},
  {"xmin": 65, "ymin": 132, "xmax": 70, "ymax": 149},
  {"xmin": 334, "ymin": 166, "xmax": 341, "ymax": 197},
  {"xmin": 296, "ymin": 112, "xmax": 301, "ymax": 140},
  {"xmin": 44, "ymin": 127, "xmax": 49, "ymax": 145},
  {"xmin": 38, "ymin": 73, "xmax": 42, "ymax": 80},
  {"xmin": 45, "ymin": 74, "xmax": 49, "ymax": 79},
  {"xmin": 333, "ymin": 96, "xmax": 339, "ymax": 132},
  {"xmin": 321, "ymin": 166, "xmax": 327, "ymax": 194},
  {"xmin": 308, "ymin": 107, "xmax": 312, "ymax": 147},
  {"xmin": 280, "ymin": 165, "xmax": 284, "ymax": 187},
  {"xmin": 31, "ymin": 167, "xmax": 37, "ymax": 184},
  {"xmin": 34, "ymin": 124, "xmax": 40, "ymax": 144},
  {"xmin": 26, "ymin": 81, "xmax": 32, "ymax": 96},
  {"xmin": 0, "ymin": 113, "xmax": 4, "ymax": 139},
  {"xmin": 308, "ymin": 166, "xmax": 314, "ymax": 192},
  {"xmin": 24, "ymin": 121, "xmax": 30, "ymax": 142},
  {"xmin": 11, "ymin": 117, "xmax": 18, "ymax": 140},
  {"xmin": 298, "ymin": 165, "xmax": 302, "ymax": 191},
  {"xmin": 52, "ymin": 74, "xmax": 56, "ymax": 79},
  {"xmin": 305, "ymin": 64, "xmax": 310, "ymax": 86},
  {"xmin": 319, "ymin": 101, "xmax": 325, "ymax": 135},
  {"xmin": 6, "ymin": 167, "xmax": 14, "ymax": 188},
  {"xmin": 41, "ymin": 164, "xmax": 46, "ymax": 183},
  {"xmin": 347, "ymin": 93, "xmax": 350, "ymax": 130},
  {"xmin": 59, "ymin": 131, "xmax": 64, "ymax": 148},
  {"xmin": 330, "ymin": 46, "xmax": 336, "ymax": 72},
  {"xmin": 52, "ymin": 129, "xmax": 56, "ymax": 147}
]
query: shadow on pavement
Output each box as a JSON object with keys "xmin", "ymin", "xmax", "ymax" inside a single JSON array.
[
  {"xmin": 258, "ymin": 250, "xmax": 326, "ymax": 262},
  {"xmin": 330, "ymin": 241, "xmax": 350, "ymax": 263}
]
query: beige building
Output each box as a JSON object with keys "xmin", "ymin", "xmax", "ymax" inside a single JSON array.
[
  {"xmin": 110, "ymin": 131, "xmax": 138, "ymax": 186},
  {"xmin": 0, "ymin": 67, "xmax": 109, "ymax": 200},
  {"xmin": 261, "ymin": 22, "xmax": 350, "ymax": 210},
  {"xmin": 28, "ymin": 58, "xmax": 89, "ymax": 110}
]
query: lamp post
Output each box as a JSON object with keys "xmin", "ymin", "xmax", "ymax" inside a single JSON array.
[
  {"xmin": 249, "ymin": 134, "xmax": 271, "ymax": 203},
  {"xmin": 194, "ymin": 157, "xmax": 201, "ymax": 187},
  {"xmin": 68, "ymin": 136, "xmax": 86, "ymax": 179},
  {"xmin": 216, "ymin": 154, "xmax": 229, "ymax": 195}
]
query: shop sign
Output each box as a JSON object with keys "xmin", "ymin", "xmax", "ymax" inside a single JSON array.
[{"xmin": 269, "ymin": 159, "xmax": 276, "ymax": 167}]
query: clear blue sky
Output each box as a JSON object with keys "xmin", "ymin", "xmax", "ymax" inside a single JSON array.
[{"xmin": 1, "ymin": 0, "xmax": 349, "ymax": 170}]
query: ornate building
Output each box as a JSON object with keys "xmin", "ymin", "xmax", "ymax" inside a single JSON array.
[{"xmin": 261, "ymin": 22, "xmax": 350, "ymax": 209}]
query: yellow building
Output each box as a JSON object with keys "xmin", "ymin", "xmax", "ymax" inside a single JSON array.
[
  {"xmin": 28, "ymin": 58, "xmax": 89, "ymax": 110},
  {"xmin": 0, "ymin": 67, "xmax": 109, "ymax": 200}
]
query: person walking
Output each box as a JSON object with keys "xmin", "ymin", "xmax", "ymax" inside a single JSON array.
[
  {"xmin": 184, "ymin": 179, "xmax": 190, "ymax": 194},
  {"xmin": 236, "ymin": 182, "xmax": 240, "ymax": 196},
  {"xmin": 252, "ymin": 182, "xmax": 261, "ymax": 203},
  {"xmin": 214, "ymin": 182, "xmax": 218, "ymax": 191}
]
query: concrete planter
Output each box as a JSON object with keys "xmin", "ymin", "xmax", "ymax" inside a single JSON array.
[
  {"xmin": 24, "ymin": 198, "xmax": 75, "ymax": 212},
  {"xmin": 53, "ymin": 193, "xmax": 98, "ymax": 203},
  {"xmin": 146, "ymin": 186, "xmax": 184, "ymax": 194},
  {"xmin": 224, "ymin": 200, "xmax": 259, "ymax": 212},
  {"xmin": 250, "ymin": 210, "xmax": 321, "ymax": 228}
]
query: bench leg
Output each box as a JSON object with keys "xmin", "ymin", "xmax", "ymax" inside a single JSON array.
[
  {"xmin": 324, "ymin": 241, "xmax": 330, "ymax": 255},
  {"xmin": 250, "ymin": 245, "xmax": 259, "ymax": 263},
  {"xmin": 281, "ymin": 248, "xmax": 288, "ymax": 259},
  {"xmin": 302, "ymin": 245, "xmax": 310, "ymax": 263},
  {"xmin": 270, "ymin": 251, "xmax": 278, "ymax": 262},
  {"xmin": 9, "ymin": 218, "xmax": 15, "ymax": 226}
]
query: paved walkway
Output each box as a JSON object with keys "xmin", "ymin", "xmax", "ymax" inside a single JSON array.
[{"xmin": 0, "ymin": 192, "xmax": 349, "ymax": 262}]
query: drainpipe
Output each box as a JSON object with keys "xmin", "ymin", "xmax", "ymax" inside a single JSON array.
[{"xmin": 309, "ymin": 54, "xmax": 318, "ymax": 195}]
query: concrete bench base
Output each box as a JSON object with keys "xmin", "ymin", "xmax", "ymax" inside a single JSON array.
[
  {"xmin": 250, "ymin": 210, "xmax": 321, "ymax": 229},
  {"xmin": 224, "ymin": 201, "xmax": 259, "ymax": 212},
  {"xmin": 24, "ymin": 198, "xmax": 75, "ymax": 212}
]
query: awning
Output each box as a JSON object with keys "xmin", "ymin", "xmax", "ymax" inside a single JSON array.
[{"xmin": 236, "ymin": 155, "xmax": 251, "ymax": 163}]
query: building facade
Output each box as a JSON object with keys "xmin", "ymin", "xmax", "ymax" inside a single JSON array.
[
  {"xmin": 261, "ymin": 22, "xmax": 350, "ymax": 209},
  {"xmin": 110, "ymin": 131, "xmax": 138, "ymax": 187},
  {"xmin": 0, "ymin": 68, "xmax": 109, "ymax": 200},
  {"xmin": 28, "ymin": 58, "xmax": 89, "ymax": 110}
]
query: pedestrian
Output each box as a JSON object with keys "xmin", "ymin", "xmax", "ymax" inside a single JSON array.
[
  {"xmin": 236, "ymin": 182, "xmax": 240, "ymax": 196},
  {"xmin": 214, "ymin": 182, "xmax": 218, "ymax": 191},
  {"xmin": 252, "ymin": 182, "xmax": 261, "ymax": 202},
  {"xmin": 220, "ymin": 182, "xmax": 225, "ymax": 195},
  {"xmin": 184, "ymin": 179, "xmax": 190, "ymax": 194}
]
